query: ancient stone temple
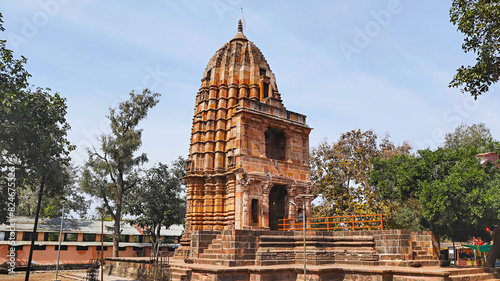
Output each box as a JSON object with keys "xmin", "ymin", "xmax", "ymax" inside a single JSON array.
[
  {"xmin": 182, "ymin": 20, "xmax": 313, "ymax": 239},
  {"xmin": 166, "ymin": 21, "xmax": 449, "ymax": 281}
]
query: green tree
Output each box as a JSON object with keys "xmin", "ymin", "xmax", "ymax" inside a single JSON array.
[
  {"xmin": 369, "ymin": 152, "xmax": 425, "ymax": 230},
  {"xmin": 444, "ymin": 123, "xmax": 492, "ymax": 149},
  {"xmin": 81, "ymin": 89, "xmax": 160, "ymax": 257},
  {"xmin": 449, "ymin": 0, "xmax": 500, "ymax": 99},
  {"xmin": 311, "ymin": 130, "xmax": 410, "ymax": 217},
  {"xmin": 370, "ymin": 146, "xmax": 500, "ymax": 241},
  {"xmin": 16, "ymin": 165, "xmax": 89, "ymax": 218},
  {"xmin": 0, "ymin": 13, "xmax": 74, "ymax": 280},
  {"xmin": 127, "ymin": 157, "xmax": 186, "ymax": 257},
  {"xmin": 419, "ymin": 147, "xmax": 499, "ymax": 241}
]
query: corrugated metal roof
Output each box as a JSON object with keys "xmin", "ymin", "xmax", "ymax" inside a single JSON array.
[
  {"xmin": 0, "ymin": 241, "xmax": 158, "ymax": 247},
  {"xmin": 0, "ymin": 216, "xmax": 184, "ymax": 236}
]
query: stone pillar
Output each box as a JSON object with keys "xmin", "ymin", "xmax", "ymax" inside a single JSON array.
[
  {"xmin": 242, "ymin": 185, "xmax": 250, "ymax": 228},
  {"xmin": 225, "ymin": 175, "xmax": 236, "ymax": 229},
  {"xmin": 203, "ymin": 178, "xmax": 216, "ymax": 230},
  {"xmin": 249, "ymin": 84, "xmax": 259, "ymax": 101},
  {"xmin": 213, "ymin": 177, "xmax": 226, "ymax": 230},
  {"xmin": 262, "ymin": 181, "xmax": 272, "ymax": 229},
  {"xmin": 238, "ymin": 84, "xmax": 249, "ymax": 99},
  {"xmin": 214, "ymin": 85, "xmax": 227, "ymax": 172},
  {"xmin": 192, "ymin": 182, "xmax": 205, "ymax": 231},
  {"xmin": 227, "ymin": 84, "xmax": 238, "ymax": 114}
]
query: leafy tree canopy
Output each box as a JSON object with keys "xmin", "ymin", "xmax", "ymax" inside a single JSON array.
[
  {"xmin": 311, "ymin": 129, "xmax": 411, "ymax": 217},
  {"xmin": 126, "ymin": 157, "xmax": 186, "ymax": 256},
  {"xmin": 369, "ymin": 123, "xmax": 500, "ymax": 241},
  {"xmin": 449, "ymin": 0, "xmax": 500, "ymax": 99},
  {"xmin": 0, "ymin": 13, "xmax": 75, "ymax": 223},
  {"xmin": 80, "ymin": 89, "xmax": 160, "ymax": 257},
  {"xmin": 444, "ymin": 122, "xmax": 492, "ymax": 149}
]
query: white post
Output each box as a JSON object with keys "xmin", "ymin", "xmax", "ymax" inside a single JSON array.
[
  {"xmin": 295, "ymin": 194, "xmax": 313, "ymax": 281},
  {"xmin": 302, "ymin": 197, "xmax": 306, "ymax": 281},
  {"xmin": 101, "ymin": 208, "xmax": 104, "ymax": 281},
  {"xmin": 54, "ymin": 204, "xmax": 64, "ymax": 281}
]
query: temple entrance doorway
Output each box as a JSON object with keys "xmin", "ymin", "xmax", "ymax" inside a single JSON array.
[{"xmin": 269, "ymin": 185, "xmax": 287, "ymax": 230}]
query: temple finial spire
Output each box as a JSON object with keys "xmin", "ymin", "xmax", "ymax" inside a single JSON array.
[
  {"xmin": 238, "ymin": 19, "xmax": 243, "ymax": 33},
  {"xmin": 230, "ymin": 19, "xmax": 248, "ymax": 42}
]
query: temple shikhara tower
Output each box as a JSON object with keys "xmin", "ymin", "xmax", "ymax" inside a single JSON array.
[
  {"xmin": 182, "ymin": 19, "xmax": 313, "ymax": 240},
  {"xmin": 168, "ymin": 21, "xmax": 439, "ymax": 281}
]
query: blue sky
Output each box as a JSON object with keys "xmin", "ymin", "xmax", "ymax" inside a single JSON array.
[{"xmin": 3, "ymin": 0, "xmax": 500, "ymax": 168}]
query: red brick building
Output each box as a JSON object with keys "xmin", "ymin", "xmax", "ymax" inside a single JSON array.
[{"xmin": 0, "ymin": 216, "xmax": 183, "ymax": 269}]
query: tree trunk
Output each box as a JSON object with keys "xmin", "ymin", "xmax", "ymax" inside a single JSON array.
[
  {"xmin": 25, "ymin": 178, "xmax": 44, "ymax": 281},
  {"xmin": 113, "ymin": 216, "xmax": 120, "ymax": 257},
  {"xmin": 156, "ymin": 224, "xmax": 162, "ymax": 258},
  {"xmin": 113, "ymin": 187, "xmax": 122, "ymax": 257},
  {"xmin": 486, "ymin": 226, "xmax": 500, "ymax": 267}
]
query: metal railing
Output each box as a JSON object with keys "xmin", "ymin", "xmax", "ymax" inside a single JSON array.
[
  {"xmin": 278, "ymin": 213, "xmax": 384, "ymax": 231},
  {"xmin": 148, "ymin": 250, "xmax": 171, "ymax": 281}
]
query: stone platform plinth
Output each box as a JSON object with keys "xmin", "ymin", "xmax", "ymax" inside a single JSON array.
[
  {"xmin": 177, "ymin": 229, "xmax": 440, "ymax": 268},
  {"xmin": 169, "ymin": 229, "xmax": 491, "ymax": 281}
]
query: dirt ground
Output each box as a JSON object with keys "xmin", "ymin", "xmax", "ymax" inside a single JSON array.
[{"xmin": 0, "ymin": 270, "xmax": 87, "ymax": 280}]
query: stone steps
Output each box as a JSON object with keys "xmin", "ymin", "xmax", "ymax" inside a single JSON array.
[
  {"xmin": 185, "ymin": 258, "xmax": 255, "ymax": 266},
  {"xmin": 329, "ymin": 246, "xmax": 377, "ymax": 252},
  {"xmin": 170, "ymin": 267, "xmax": 192, "ymax": 281},
  {"xmin": 333, "ymin": 260, "xmax": 381, "ymax": 266},
  {"xmin": 380, "ymin": 259, "xmax": 439, "ymax": 267},
  {"xmin": 414, "ymin": 254, "xmax": 434, "ymax": 260},
  {"xmin": 450, "ymin": 273, "xmax": 499, "ymax": 281}
]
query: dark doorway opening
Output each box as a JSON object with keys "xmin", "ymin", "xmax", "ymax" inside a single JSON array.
[{"xmin": 269, "ymin": 185, "xmax": 287, "ymax": 230}]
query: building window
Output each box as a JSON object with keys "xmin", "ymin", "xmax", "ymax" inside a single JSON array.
[
  {"xmin": 44, "ymin": 232, "xmax": 59, "ymax": 241},
  {"xmin": 206, "ymin": 69, "xmax": 211, "ymax": 81},
  {"xmin": 83, "ymin": 234, "xmax": 96, "ymax": 242},
  {"xmin": 119, "ymin": 235, "xmax": 129, "ymax": 242},
  {"xmin": 22, "ymin": 232, "xmax": 33, "ymax": 241},
  {"xmin": 265, "ymin": 127, "xmax": 286, "ymax": 160},
  {"xmin": 76, "ymin": 246, "xmax": 88, "ymax": 251},
  {"xmin": 55, "ymin": 245, "xmax": 68, "ymax": 251},
  {"xmin": 103, "ymin": 234, "xmax": 113, "ymax": 242},
  {"xmin": 133, "ymin": 247, "xmax": 145, "ymax": 257},
  {"xmin": 33, "ymin": 245, "xmax": 46, "ymax": 250},
  {"xmin": 118, "ymin": 246, "xmax": 127, "ymax": 251},
  {"xmin": 13, "ymin": 245, "xmax": 23, "ymax": 250},
  {"xmin": 260, "ymin": 68, "xmax": 266, "ymax": 76},
  {"xmin": 96, "ymin": 246, "xmax": 108, "ymax": 251},
  {"xmin": 262, "ymin": 82, "xmax": 269, "ymax": 99},
  {"xmin": 1, "ymin": 231, "xmax": 11, "ymax": 241},
  {"xmin": 133, "ymin": 235, "xmax": 144, "ymax": 243},
  {"xmin": 251, "ymin": 199, "xmax": 259, "ymax": 224},
  {"xmin": 64, "ymin": 233, "xmax": 78, "ymax": 242}
]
